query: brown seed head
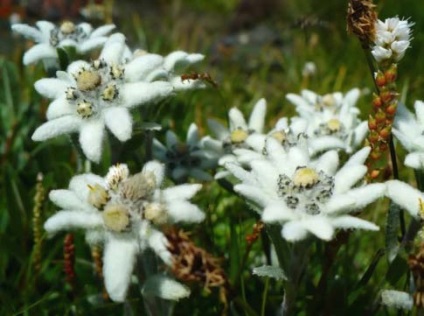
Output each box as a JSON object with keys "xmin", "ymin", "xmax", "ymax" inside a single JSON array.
[{"xmin": 347, "ymin": 0, "xmax": 377, "ymax": 48}]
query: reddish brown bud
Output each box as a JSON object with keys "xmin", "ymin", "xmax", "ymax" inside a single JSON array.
[
  {"xmin": 380, "ymin": 90, "xmax": 395, "ymax": 103},
  {"xmin": 370, "ymin": 150, "xmax": 382, "ymax": 160},
  {"xmin": 368, "ymin": 116, "xmax": 377, "ymax": 130},
  {"xmin": 386, "ymin": 103, "xmax": 397, "ymax": 116},
  {"xmin": 385, "ymin": 64, "xmax": 398, "ymax": 83},
  {"xmin": 375, "ymin": 110, "xmax": 386, "ymax": 123},
  {"xmin": 370, "ymin": 169, "xmax": 380, "ymax": 179},
  {"xmin": 368, "ymin": 130, "xmax": 379, "ymax": 142},
  {"xmin": 379, "ymin": 127, "xmax": 391, "ymax": 140},
  {"xmin": 375, "ymin": 72, "xmax": 386, "ymax": 87},
  {"xmin": 373, "ymin": 95, "xmax": 382, "ymax": 108}
]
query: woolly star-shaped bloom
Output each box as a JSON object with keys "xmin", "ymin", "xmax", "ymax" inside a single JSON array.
[
  {"xmin": 225, "ymin": 139, "xmax": 383, "ymax": 242},
  {"xmin": 153, "ymin": 123, "xmax": 218, "ymax": 182},
  {"xmin": 12, "ymin": 20, "xmax": 115, "ymax": 65},
  {"xmin": 203, "ymin": 98, "xmax": 267, "ymax": 165},
  {"xmin": 44, "ymin": 161, "xmax": 204, "ymax": 302},
  {"xmin": 392, "ymin": 101, "xmax": 424, "ymax": 169},
  {"xmin": 286, "ymin": 88, "xmax": 368, "ymax": 153},
  {"xmin": 371, "ymin": 17, "xmax": 413, "ymax": 63},
  {"xmin": 32, "ymin": 34, "xmax": 173, "ymax": 162}
]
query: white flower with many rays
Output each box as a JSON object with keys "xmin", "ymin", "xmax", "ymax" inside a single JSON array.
[
  {"xmin": 392, "ymin": 101, "xmax": 424, "ymax": 169},
  {"xmin": 286, "ymin": 88, "xmax": 368, "ymax": 153},
  {"xmin": 44, "ymin": 161, "xmax": 204, "ymax": 302},
  {"xmin": 225, "ymin": 138, "xmax": 384, "ymax": 241},
  {"xmin": 31, "ymin": 34, "xmax": 173, "ymax": 162},
  {"xmin": 371, "ymin": 17, "xmax": 413, "ymax": 63},
  {"xmin": 12, "ymin": 20, "xmax": 115, "ymax": 66},
  {"xmin": 203, "ymin": 98, "xmax": 267, "ymax": 165},
  {"xmin": 153, "ymin": 123, "xmax": 218, "ymax": 182}
]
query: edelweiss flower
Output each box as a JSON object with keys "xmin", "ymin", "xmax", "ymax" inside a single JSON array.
[
  {"xmin": 153, "ymin": 123, "xmax": 218, "ymax": 182},
  {"xmin": 32, "ymin": 34, "xmax": 173, "ymax": 162},
  {"xmin": 392, "ymin": 101, "xmax": 424, "ymax": 169},
  {"xmin": 286, "ymin": 88, "xmax": 368, "ymax": 153},
  {"xmin": 203, "ymin": 98, "xmax": 267, "ymax": 165},
  {"xmin": 44, "ymin": 161, "xmax": 204, "ymax": 302},
  {"xmin": 371, "ymin": 17, "xmax": 413, "ymax": 63},
  {"xmin": 12, "ymin": 20, "xmax": 115, "ymax": 66},
  {"xmin": 225, "ymin": 139, "xmax": 383, "ymax": 241}
]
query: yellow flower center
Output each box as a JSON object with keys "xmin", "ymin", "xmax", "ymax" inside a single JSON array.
[
  {"xmin": 76, "ymin": 100, "xmax": 93, "ymax": 118},
  {"xmin": 76, "ymin": 70, "xmax": 102, "ymax": 91},
  {"xmin": 87, "ymin": 184, "xmax": 109, "ymax": 209},
  {"xmin": 292, "ymin": 167, "xmax": 319, "ymax": 188},
  {"xmin": 327, "ymin": 118, "xmax": 341, "ymax": 132},
  {"xmin": 230, "ymin": 129, "xmax": 248, "ymax": 144},
  {"xmin": 110, "ymin": 63, "xmax": 125, "ymax": 80},
  {"xmin": 271, "ymin": 131, "xmax": 287, "ymax": 143},
  {"xmin": 60, "ymin": 21, "xmax": 76, "ymax": 34},
  {"xmin": 102, "ymin": 204, "xmax": 130, "ymax": 232},
  {"xmin": 101, "ymin": 84, "xmax": 118, "ymax": 101},
  {"xmin": 322, "ymin": 94, "xmax": 336, "ymax": 107},
  {"xmin": 144, "ymin": 202, "xmax": 168, "ymax": 225}
]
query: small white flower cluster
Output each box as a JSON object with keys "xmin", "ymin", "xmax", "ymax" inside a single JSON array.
[
  {"xmin": 153, "ymin": 123, "xmax": 219, "ymax": 182},
  {"xmin": 371, "ymin": 17, "xmax": 413, "ymax": 63},
  {"xmin": 45, "ymin": 161, "xmax": 204, "ymax": 302}
]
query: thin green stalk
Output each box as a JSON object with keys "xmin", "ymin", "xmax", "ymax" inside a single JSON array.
[{"xmin": 260, "ymin": 277, "xmax": 270, "ymax": 316}]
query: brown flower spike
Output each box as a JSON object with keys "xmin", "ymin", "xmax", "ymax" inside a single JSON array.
[{"xmin": 347, "ymin": 0, "xmax": 377, "ymax": 48}]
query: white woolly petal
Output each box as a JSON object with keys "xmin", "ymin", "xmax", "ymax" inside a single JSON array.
[
  {"xmin": 163, "ymin": 184, "xmax": 202, "ymax": 201},
  {"xmin": 35, "ymin": 78, "xmax": 68, "ymax": 99},
  {"xmin": 344, "ymin": 147, "xmax": 371, "ymax": 166},
  {"xmin": 334, "ymin": 165, "xmax": 367, "ymax": 193},
  {"xmin": 224, "ymin": 162, "xmax": 256, "ymax": 184},
  {"xmin": 147, "ymin": 229, "xmax": 172, "ymax": 265},
  {"xmin": 143, "ymin": 275, "xmax": 190, "ymax": 301},
  {"xmin": 347, "ymin": 183, "xmax": 386, "ymax": 209},
  {"xmin": 23, "ymin": 44, "xmax": 57, "ymax": 65},
  {"xmin": 381, "ymin": 290, "xmax": 413, "ymax": 310},
  {"xmin": 229, "ymin": 108, "xmax": 248, "ymax": 131},
  {"xmin": 167, "ymin": 201, "xmax": 205, "ymax": 223},
  {"xmin": 32, "ymin": 116, "xmax": 81, "ymax": 141},
  {"xmin": 330, "ymin": 215, "xmax": 379, "ymax": 231},
  {"xmin": 286, "ymin": 93, "xmax": 310, "ymax": 110},
  {"xmin": 301, "ymin": 217, "xmax": 334, "ymax": 240},
  {"xmin": 44, "ymin": 210, "xmax": 102, "ymax": 234},
  {"xmin": 325, "ymin": 195, "xmax": 357, "ymax": 214},
  {"xmin": 103, "ymin": 237, "xmax": 138, "ymax": 302},
  {"xmin": 281, "ymin": 221, "xmax": 309, "ymax": 242},
  {"xmin": 207, "ymin": 118, "xmax": 229, "ymax": 140},
  {"xmin": 104, "ymin": 107, "xmax": 132, "ymax": 141},
  {"xmin": 121, "ymin": 82, "xmax": 173, "ymax": 108},
  {"xmin": 386, "ymin": 180, "xmax": 422, "ymax": 218},
  {"xmin": 262, "ymin": 202, "xmax": 296, "ymax": 222},
  {"xmin": 171, "ymin": 76, "xmax": 206, "ymax": 91},
  {"xmin": 46, "ymin": 97, "xmax": 73, "ymax": 119},
  {"xmin": 143, "ymin": 161, "xmax": 165, "ymax": 186},
  {"xmin": 99, "ymin": 33, "xmax": 126, "ymax": 63},
  {"xmin": 251, "ymin": 160, "xmax": 279, "ymax": 191},
  {"xmin": 125, "ymin": 54, "xmax": 164, "ymax": 82},
  {"xmin": 49, "ymin": 189, "xmax": 90, "ymax": 210},
  {"xmin": 308, "ymin": 136, "xmax": 345, "ymax": 154},
  {"xmin": 248, "ymin": 99, "xmax": 266, "ymax": 133},
  {"xmin": 163, "ymin": 51, "xmax": 189, "ymax": 70},
  {"xmin": 404, "ymin": 152, "xmax": 424, "ymax": 169},
  {"xmin": 352, "ymin": 121, "xmax": 368, "ymax": 147},
  {"xmin": 79, "ymin": 120, "xmax": 105, "ymax": 163},
  {"xmin": 90, "ymin": 24, "xmax": 116, "ymax": 38},
  {"xmin": 67, "ymin": 60, "xmax": 90, "ymax": 77},
  {"xmin": 235, "ymin": 184, "xmax": 271, "ymax": 209},
  {"xmin": 35, "ymin": 21, "xmax": 55, "ymax": 36},
  {"xmin": 11, "ymin": 24, "xmax": 43, "ymax": 41},
  {"xmin": 79, "ymin": 37, "xmax": 108, "ymax": 53},
  {"xmin": 344, "ymin": 88, "xmax": 361, "ymax": 106},
  {"xmin": 314, "ymin": 150, "xmax": 339, "ymax": 175}
]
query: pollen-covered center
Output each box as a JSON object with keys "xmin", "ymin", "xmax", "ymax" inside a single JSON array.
[
  {"xmin": 316, "ymin": 118, "xmax": 347, "ymax": 139},
  {"xmin": 60, "ymin": 21, "xmax": 76, "ymax": 35},
  {"xmin": 65, "ymin": 58, "xmax": 126, "ymax": 119},
  {"xmin": 49, "ymin": 21, "xmax": 87, "ymax": 47},
  {"xmin": 277, "ymin": 167, "xmax": 334, "ymax": 215},
  {"xmin": 87, "ymin": 165, "xmax": 169, "ymax": 234},
  {"xmin": 292, "ymin": 167, "xmax": 319, "ymax": 188},
  {"xmin": 230, "ymin": 128, "xmax": 249, "ymax": 144},
  {"xmin": 75, "ymin": 69, "xmax": 101, "ymax": 91}
]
